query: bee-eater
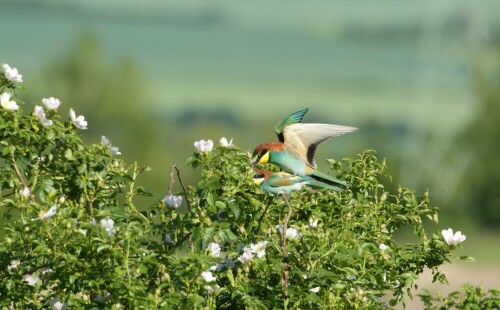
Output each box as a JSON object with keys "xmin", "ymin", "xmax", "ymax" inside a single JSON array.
[
  {"xmin": 252, "ymin": 109, "xmax": 357, "ymax": 188},
  {"xmin": 253, "ymin": 169, "xmax": 342, "ymax": 195}
]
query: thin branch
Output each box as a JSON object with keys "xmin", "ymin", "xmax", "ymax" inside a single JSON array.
[
  {"xmin": 168, "ymin": 162, "xmax": 176, "ymax": 195},
  {"xmin": 254, "ymin": 196, "xmax": 272, "ymax": 235},
  {"xmin": 166, "ymin": 232, "xmax": 192, "ymax": 256},
  {"xmin": 281, "ymin": 194, "xmax": 293, "ymax": 302},
  {"xmin": 174, "ymin": 165, "xmax": 192, "ymax": 212},
  {"xmin": 11, "ymin": 156, "xmax": 34, "ymax": 202},
  {"xmin": 86, "ymin": 191, "xmax": 94, "ymax": 219}
]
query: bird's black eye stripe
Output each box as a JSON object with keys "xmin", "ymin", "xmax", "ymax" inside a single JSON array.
[
  {"xmin": 253, "ymin": 173, "xmax": 265, "ymax": 178},
  {"xmin": 252, "ymin": 151, "xmax": 264, "ymax": 163}
]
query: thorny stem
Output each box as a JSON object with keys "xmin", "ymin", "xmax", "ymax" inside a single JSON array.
[{"xmin": 281, "ymin": 195, "xmax": 293, "ymax": 305}]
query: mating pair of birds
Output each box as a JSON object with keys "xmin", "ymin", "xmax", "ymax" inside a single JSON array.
[{"xmin": 252, "ymin": 108, "xmax": 357, "ymax": 195}]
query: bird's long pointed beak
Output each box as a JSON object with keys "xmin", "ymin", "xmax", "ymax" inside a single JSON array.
[{"xmin": 251, "ymin": 155, "xmax": 259, "ymax": 166}]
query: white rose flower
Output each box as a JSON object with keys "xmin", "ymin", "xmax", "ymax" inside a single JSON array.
[
  {"xmin": 69, "ymin": 108, "xmax": 88, "ymax": 130},
  {"xmin": 2, "ymin": 63, "xmax": 23, "ymax": 82},
  {"xmin": 101, "ymin": 136, "xmax": 121, "ymax": 155},
  {"xmin": 101, "ymin": 217, "xmax": 115, "ymax": 236},
  {"xmin": 219, "ymin": 137, "xmax": 233, "ymax": 147},
  {"xmin": 194, "ymin": 139, "xmax": 214, "ymax": 152},
  {"xmin": 0, "ymin": 92, "xmax": 19, "ymax": 110},
  {"xmin": 49, "ymin": 297, "xmax": 67, "ymax": 310},
  {"xmin": 441, "ymin": 228, "xmax": 466, "ymax": 246},
  {"xmin": 277, "ymin": 225, "xmax": 302, "ymax": 239},
  {"xmin": 23, "ymin": 274, "xmax": 39, "ymax": 286},
  {"xmin": 42, "ymin": 97, "xmax": 61, "ymax": 110},
  {"xmin": 207, "ymin": 242, "xmax": 221, "ymax": 257},
  {"xmin": 34, "ymin": 105, "xmax": 53, "ymax": 126},
  {"xmin": 238, "ymin": 247, "xmax": 254, "ymax": 264},
  {"xmin": 164, "ymin": 195, "xmax": 182, "ymax": 208},
  {"xmin": 42, "ymin": 205, "xmax": 57, "ymax": 219},
  {"xmin": 250, "ymin": 241, "xmax": 268, "ymax": 258},
  {"xmin": 309, "ymin": 287, "xmax": 320, "ymax": 293},
  {"xmin": 201, "ymin": 270, "xmax": 217, "ymax": 282},
  {"xmin": 308, "ymin": 218, "xmax": 318, "ymax": 228}
]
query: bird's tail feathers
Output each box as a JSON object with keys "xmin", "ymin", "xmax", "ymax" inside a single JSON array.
[
  {"xmin": 305, "ymin": 179, "xmax": 344, "ymax": 192},
  {"xmin": 310, "ymin": 169, "xmax": 348, "ymax": 188}
]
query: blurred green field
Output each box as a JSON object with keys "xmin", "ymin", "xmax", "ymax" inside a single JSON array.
[
  {"xmin": 1, "ymin": 0, "xmax": 477, "ymax": 130},
  {"xmin": 1, "ymin": 0, "xmax": 499, "ymax": 297}
]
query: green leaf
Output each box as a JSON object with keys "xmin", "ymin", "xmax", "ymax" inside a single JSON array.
[
  {"xmin": 64, "ymin": 148, "xmax": 73, "ymax": 160},
  {"xmin": 229, "ymin": 203, "xmax": 241, "ymax": 219}
]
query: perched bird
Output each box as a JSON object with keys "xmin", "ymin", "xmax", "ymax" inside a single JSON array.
[
  {"xmin": 252, "ymin": 109, "xmax": 357, "ymax": 188},
  {"xmin": 253, "ymin": 169, "xmax": 342, "ymax": 195}
]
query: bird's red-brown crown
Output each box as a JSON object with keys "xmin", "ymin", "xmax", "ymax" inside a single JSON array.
[{"xmin": 252, "ymin": 142, "xmax": 285, "ymax": 157}]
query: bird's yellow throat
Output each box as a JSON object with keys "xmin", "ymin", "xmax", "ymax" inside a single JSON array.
[
  {"xmin": 253, "ymin": 178, "xmax": 265, "ymax": 185},
  {"xmin": 257, "ymin": 152, "xmax": 270, "ymax": 165}
]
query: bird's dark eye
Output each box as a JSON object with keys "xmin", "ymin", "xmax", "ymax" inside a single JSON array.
[{"xmin": 253, "ymin": 173, "xmax": 265, "ymax": 178}]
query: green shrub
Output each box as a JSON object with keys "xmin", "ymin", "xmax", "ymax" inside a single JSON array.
[{"xmin": 1, "ymin": 64, "xmax": 494, "ymax": 309}]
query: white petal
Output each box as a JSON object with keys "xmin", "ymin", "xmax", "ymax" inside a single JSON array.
[
  {"xmin": 201, "ymin": 271, "xmax": 217, "ymax": 282},
  {"xmin": 3, "ymin": 64, "xmax": 23, "ymax": 82},
  {"xmin": 101, "ymin": 217, "xmax": 114, "ymax": 232},
  {"xmin": 238, "ymin": 248, "xmax": 254, "ymax": 263},
  {"xmin": 69, "ymin": 109, "xmax": 88, "ymax": 129},
  {"xmin": 1, "ymin": 92, "xmax": 19, "ymax": 110},
  {"xmin": 110, "ymin": 146, "xmax": 121, "ymax": 155},
  {"xmin": 20, "ymin": 187, "xmax": 31, "ymax": 198},
  {"xmin": 49, "ymin": 297, "xmax": 67, "ymax": 310},
  {"xmin": 207, "ymin": 242, "xmax": 221, "ymax": 257},
  {"xmin": 23, "ymin": 274, "xmax": 39, "ymax": 286},
  {"xmin": 308, "ymin": 218, "xmax": 318, "ymax": 228},
  {"xmin": 101, "ymin": 136, "xmax": 110, "ymax": 145},
  {"xmin": 69, "ymin": 109, "xmax": 76, "ymax": 121},
  {"xmin": 42, "ymin": 206, "xmax": 57, "ymax": 219},
  {"xmin": 309, "ymin": 287, "xmax": 320, "ymax": 293},
  {"xmin": 164, "ymin": 195, "xmax": 182, "ymax": 208},
  {"xmin": 219, "ymin": 137, "xmax": 233, "ymax": 147},
  {"xmin": 194, "ymin": 139, "xmax": 214, "ymax": 152}
]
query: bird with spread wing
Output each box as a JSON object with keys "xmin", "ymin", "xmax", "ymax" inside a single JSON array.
[{"xmin": 252, "ymin": 108, "xmax": 357, "ymax": 191}]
